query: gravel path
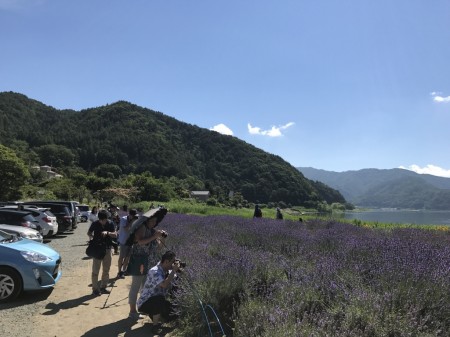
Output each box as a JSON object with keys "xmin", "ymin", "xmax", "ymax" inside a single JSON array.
[
  {"xmin": 0, "ymin": 223, "xmax": 92, "ymax": 337},
  {"xmin": 1, "ymin": 223, "xmax": 177, "ymax": 337}
]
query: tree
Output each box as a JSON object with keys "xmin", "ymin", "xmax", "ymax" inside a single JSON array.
[
  {"xmin": 44, "ymin": 178, "xmax": 77, "ymax": 200},
  {"xmin": 34, "ymin": 144, "xmax": 77, "ymax": 168},
  {"xmin": 0, "ymin": 144, "xmax": 30, "ymax": 200},
  {"xmin": 94, "ymin": 164, "xmax": 122, "ymax": 179}
]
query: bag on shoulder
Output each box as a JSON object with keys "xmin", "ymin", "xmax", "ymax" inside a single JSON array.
[
  {"xmin": 126, "ymin": 254, "xmax": 148, "ymax": 275},
  {"xmin": 86, "ymin": 239, "xmax": 107, "ymax": 259}
]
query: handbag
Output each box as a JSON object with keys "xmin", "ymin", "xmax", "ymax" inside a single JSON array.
[
  {"xmin": 127, "ymin": 254, "xmax": 149, "ymax": 276},
  {"xmin": 86, "ymin": 239, "xmax": 107, "ymax": 259}
]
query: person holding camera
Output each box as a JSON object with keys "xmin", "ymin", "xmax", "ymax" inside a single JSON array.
[
  {"xmin": 127, "ymin": 215, "xmax": 167, "ymax": 320},
  {"xmin": 87, "ymin": 210, "xmax": 117, "ymax": 296},
  {"xmin": 137, "ymin": 250, "xmax": 181, "ymax": 334},
  {"xmin": 116, "ymin": 208, "xmax": 138, "ymax": 279}
]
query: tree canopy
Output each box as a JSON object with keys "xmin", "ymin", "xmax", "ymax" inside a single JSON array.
[{"xmin": 0, "ymin": 144, "xmax": 30, "ymax": 200}]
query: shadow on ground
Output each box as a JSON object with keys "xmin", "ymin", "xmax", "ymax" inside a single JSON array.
[
  {"xmin": 80, "ymin": 318, "xmax": 175, "ymax": 337},
  {"xmin": 0, "ymin": 288, "xmax": 54, "ymax": 309},
  {"xmin": 41, "ymin": 294, "xmax": 95, "ymax": 315}
]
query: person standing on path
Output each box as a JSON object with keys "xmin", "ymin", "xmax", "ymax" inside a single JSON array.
[
  {"xmin": 116, "ymin": 208, "xmax": 138, "ymax": 278},
  {"xmin": 87, "ymin": 210, "xmax": 117, "ymax": 296},
  {"xmin": 89, "ymin": 206, "xmax": 99, "ymax": 223},
  {"xmin": 127, "ymin": 216, "xmax": 166, "ymax": 320}
]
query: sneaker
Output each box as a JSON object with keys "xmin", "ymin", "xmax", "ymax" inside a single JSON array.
[
  {"xmin": 117, "ymin": 271, "xmax": 125, "ymax": 279},
  {"xmin": 128, "ymin": 312, "xmax": 144, "ymax": 320},
  {"xmin": 100, "ymin": 288, "xmax": 110, "ymax": 294},
  {"xmin": 92, "ymin": 289, "xmax": 101, "ymax": 296}
]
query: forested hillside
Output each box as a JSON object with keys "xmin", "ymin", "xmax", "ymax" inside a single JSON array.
[
  {"xmin": 0, "ymin": 92, "xmax": 346, "ymax": 206},
  {"xmin": 298, "ymin": 167, "xmax": 450, "ymax": 210}
]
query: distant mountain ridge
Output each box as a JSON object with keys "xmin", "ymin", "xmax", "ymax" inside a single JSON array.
[{"xmin": 297, "ymin": 167, "xmax": 450, "ymax": 210}]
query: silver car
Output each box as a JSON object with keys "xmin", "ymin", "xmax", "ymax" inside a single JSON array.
[
  {"xmin": 2, "ymin": 206, "xmax": 58, "ymax": 237},
  {"xmin": 0, "ymin": 224, "xmax": 43, "ymax": 243}
]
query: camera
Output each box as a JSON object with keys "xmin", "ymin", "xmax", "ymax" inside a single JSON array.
[
  {"xmin": 175, "ymin": 259, "xmax": 186, "ymax": 268},
  {"xmin": 161, "ymin": 230, "xmax": 168, "ymax": 238}
]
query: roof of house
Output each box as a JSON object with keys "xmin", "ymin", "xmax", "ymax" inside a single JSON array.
[{"xmin": 190, "ymin": 191, "xmax": 210, "ymax": 195}]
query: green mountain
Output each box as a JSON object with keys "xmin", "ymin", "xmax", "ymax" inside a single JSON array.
[
  {"xmin": 0, "ymin": 92, "xmax": 346, "ymax": 206},
  {"xmin": 297, "ymin": 167, "xmax": 450, "ymax": 210}
]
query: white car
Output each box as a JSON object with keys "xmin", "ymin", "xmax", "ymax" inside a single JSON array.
[
  {"xmin": 0, "ymin": 224, "xmax": 43, "ymax": 243},
  {"xmin": 1, "ymin": 206, "xmax": 58, "ymax": 237},
  {"xmin": 78, "ymin": 205, "xmax": 91, "ymax": 222}
]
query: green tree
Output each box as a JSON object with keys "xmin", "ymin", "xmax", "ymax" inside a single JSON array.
[
  {"xmin": 131, "ymin": 173, "xmax": 174, "ymax": 201},
  {"xmin": 0, "ymin": 144, "xmax": 30, "ymax": 200},
  {"xmin": 44, "ymin": 178, "xmax": 77, "ymax": 200},
  {"xmin": 94, "ymin": 163, "xmax": 122, "ymax": 179},
  {"xmin": 34, "ymin": 144, "xmax": 77, "ymax": 168}
]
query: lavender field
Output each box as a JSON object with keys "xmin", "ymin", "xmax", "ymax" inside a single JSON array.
[{"xmin": 161, "ymin": 214, "xmax": 450, "ymax": 337}]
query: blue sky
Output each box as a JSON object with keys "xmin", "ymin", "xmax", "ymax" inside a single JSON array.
[{"xmin": 1, "ymin": 0, "xmax": 450, "ymax": 177}]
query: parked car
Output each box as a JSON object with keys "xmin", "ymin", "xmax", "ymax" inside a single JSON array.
[
  {"xmin": 0, "ymin": 206, "xmax": 58, "ymax": 238},
  {"xmin": 0, "ymin": 229, "xmax": 62, "ymax": 302},
  {"xmin": 0, "ymin": 224, "xmax": 43, "ymax": 243},
  {"xmin": 78, "ymin": 204, "xmax": 91, "ymax": 222},
  {"xmin": 28, "ymin": 201, "xmax": 78, "ymax": 230},
  {"xmin": 33, "ymin": 208, "xmax": 59, "ymax": 237},
  {"xmin": 0, "ymin": 209, "xmax": 42, "ymax": 233},
  {"xmin": 24, "ymin": 203, "xmax": 72, "ymax": 233}
]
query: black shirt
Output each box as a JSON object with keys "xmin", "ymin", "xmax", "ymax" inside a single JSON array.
[{"xmin": 88, "ymin": 220, "xmax": 115, "ymax": 248}]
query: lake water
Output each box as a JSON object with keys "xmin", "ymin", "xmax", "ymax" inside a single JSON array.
[{"xmin": 335, "ymin": 210, "xmax": 450, "ymax": 226}]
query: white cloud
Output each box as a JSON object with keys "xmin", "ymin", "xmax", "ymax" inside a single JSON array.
[
  {"xmin": 247, "ymin": 122, "xmax": 295, "ymax": 137},
  {"xmin": 399, "ymin": 164, "xmax": 450, "ymax": 178},
  {"xmin": 210, "ymin": 123, "xmax": 233, "ymax": 136},
  {"xmin": 430, "ymin": 92, "xmax": 450, "ymax": 103}
]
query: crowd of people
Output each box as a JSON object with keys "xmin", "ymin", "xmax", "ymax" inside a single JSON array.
[{"xmin": 86, "ymin": 204, "xmax": 179, "ymax": 335}]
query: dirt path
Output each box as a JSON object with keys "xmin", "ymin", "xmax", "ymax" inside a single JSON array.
[
  {"xmin": 32, "ymin": 254, "xmax": 170, "ymax": 337},
  {"xmin": 1, "ymin": 222, "xmax": 177, "ymax": 337}
]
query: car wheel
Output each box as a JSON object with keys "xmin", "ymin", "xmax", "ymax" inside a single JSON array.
[
  {"xmin": 81, "ymin": 216, "xmax": 87, "ymax": 222},
  {"xmin": 0, "ymin": 267, "xmax": 23, "ymax": 302}
]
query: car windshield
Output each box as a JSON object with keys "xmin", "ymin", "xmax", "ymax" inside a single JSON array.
[
  {"xmin": 24, "ymin": 214, "xmax": 37, "ymax": 222},
  {"xmin": 44, "ymin": 210, "xmax": 55, "ymax": 217},
  {"xmin": 0, "ymin": 230, "xmax": 19, "ymax": 243}
]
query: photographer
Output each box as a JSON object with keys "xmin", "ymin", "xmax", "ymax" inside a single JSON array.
[
  {"xmin": 127, "ymin": 215, "xmax": 167, "ymax": 320},
  {"xmin": 87, "ymin": 210, "xmax": 117, "ymax": 296},
  {"xmin": 137, "ymin": 250, "xmax": 181, "ymax": 334}
]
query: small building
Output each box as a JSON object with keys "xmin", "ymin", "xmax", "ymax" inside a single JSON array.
[
  {"xmin": 31, "ymin": 165, "xmax": 63, "ymax": 179},
  {"xmin": 190, "ymin": 191, "xmax": 210, "ymax": 201}
]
